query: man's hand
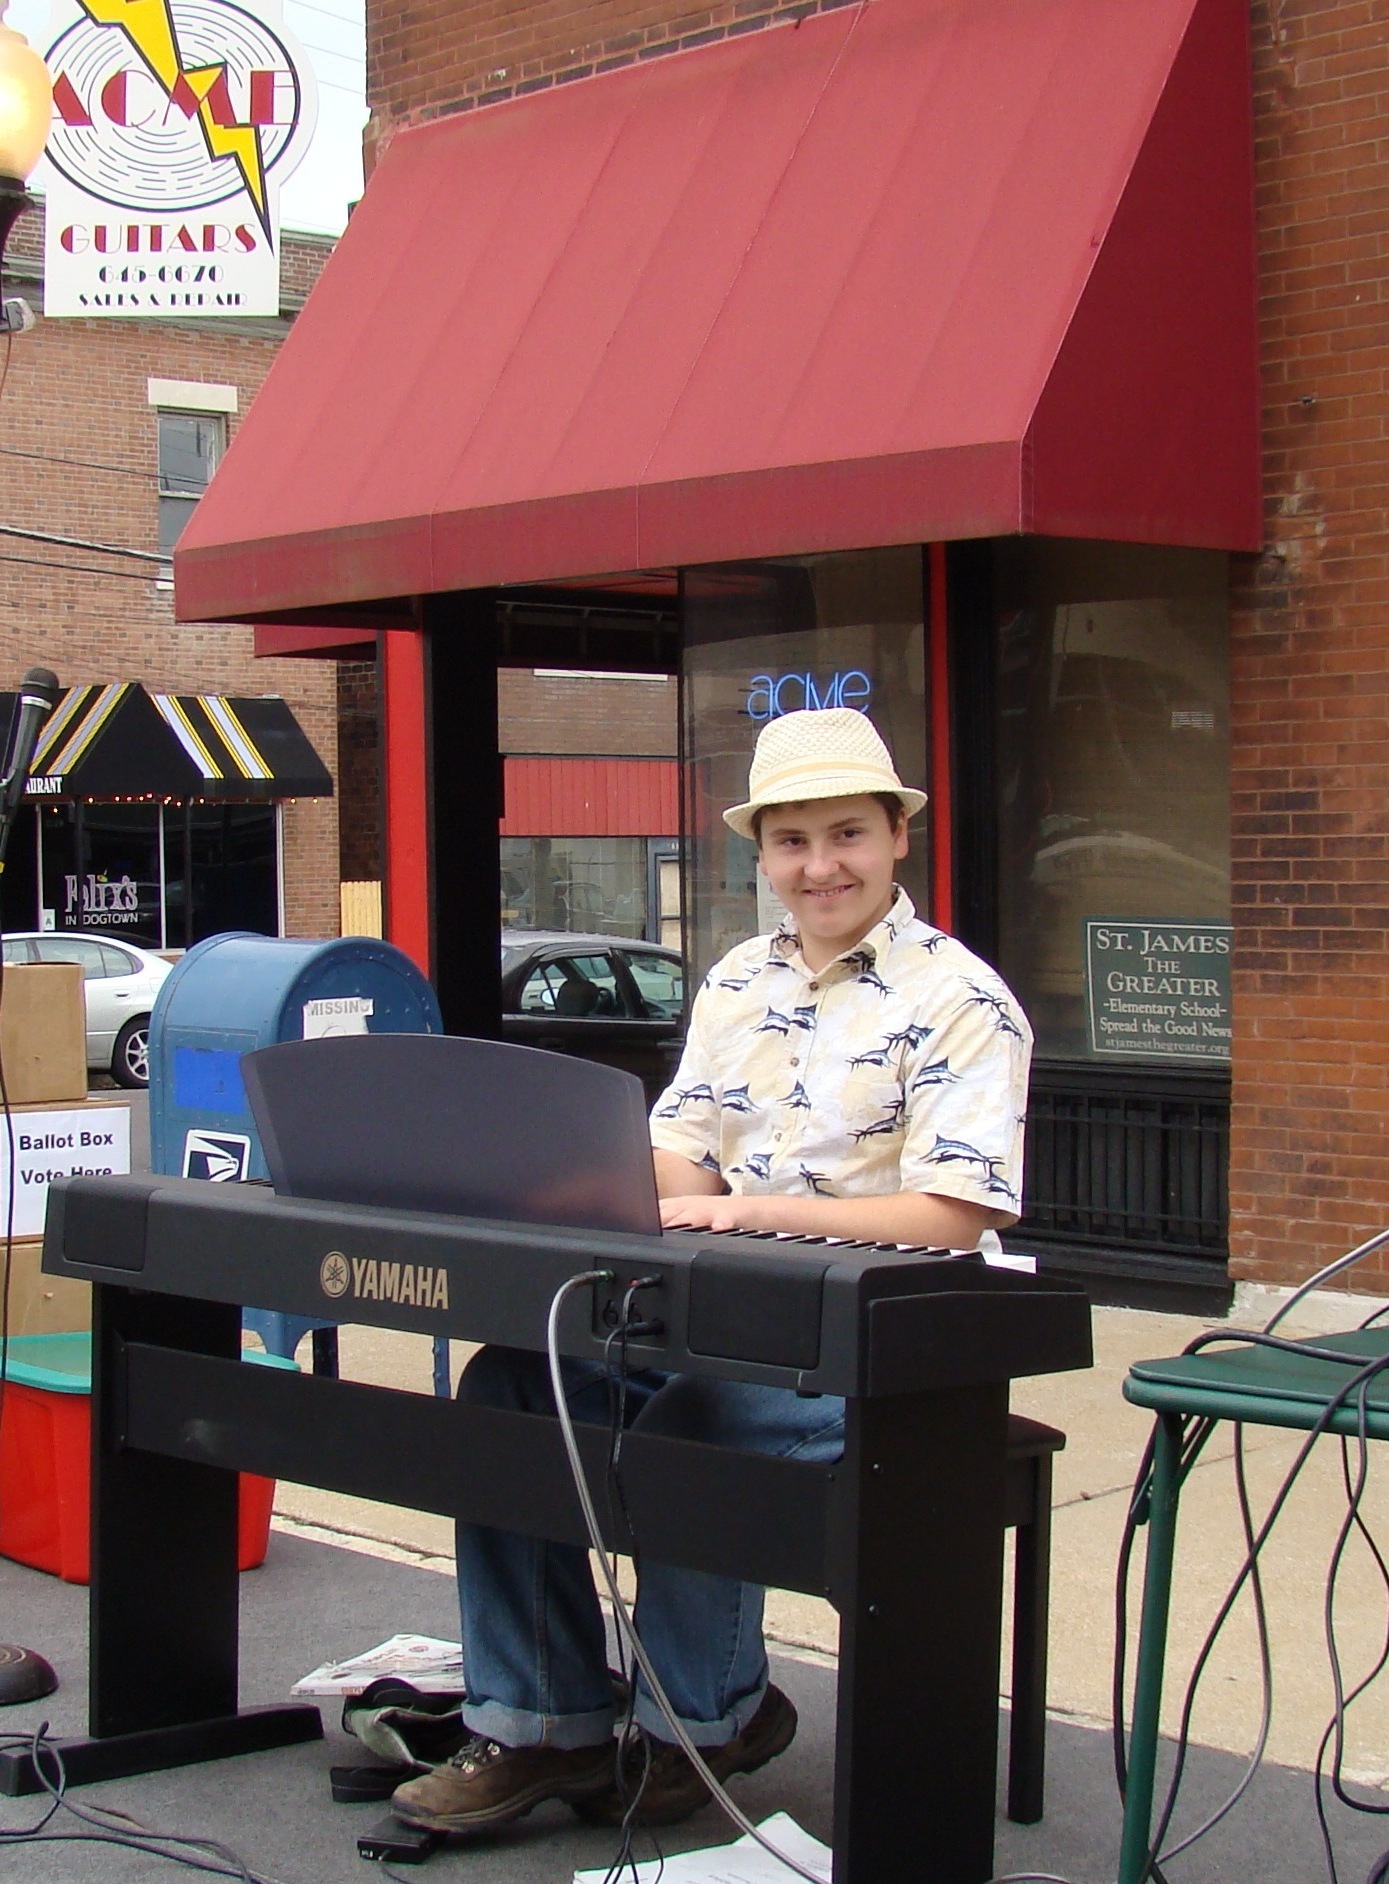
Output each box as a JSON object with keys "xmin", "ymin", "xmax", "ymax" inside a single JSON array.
[
  {"xmin": 659, "ymin": 1188, "xmax": 1006, "ymax": 1247},
  {"xmin": 659, "ymin": 1192, "xmax": 781, "ymax": 1233}
]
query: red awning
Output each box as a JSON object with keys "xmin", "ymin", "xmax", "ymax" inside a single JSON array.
[{"xmin": 176, "ymin": 0, "xmax": 1259, "ymax": 625}]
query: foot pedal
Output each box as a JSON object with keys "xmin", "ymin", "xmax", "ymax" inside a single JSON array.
[
  {"xmin": 357, "ymin": 1814, "xmax": 444, "ymax": 1863},
  {"xmin": 332, "ymin": 1762, "xmax": 414, "ymax": 1803}
]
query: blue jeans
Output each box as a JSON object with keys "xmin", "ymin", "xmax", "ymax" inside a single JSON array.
[{"xmin": 455, "ymin": 1346, "xmax": 845, "ymax": 1751}]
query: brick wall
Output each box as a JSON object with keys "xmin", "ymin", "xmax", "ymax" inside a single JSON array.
[
  {"xmin": 0, "ymin": 204, "xmax": 340, "ymax": 938},
  {"xmin": 366, "ymin": 0, "xmax": 860, "ymax": 162},
  {"xmin": 498, "ymin": 670, "xmax": 677, "ymax": 759},
  {"xmin": 1229, "ymin": 0, "xmax": 1389, "ymax": 1289},
  {"xmin": 337, "ymin": 657, "xmax": 382, "ymax": 881}
]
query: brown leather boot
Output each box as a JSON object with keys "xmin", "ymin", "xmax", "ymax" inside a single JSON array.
[
  {"xmin": 575, "ymin": 1684, "xmax": 798, "ymax": 1829},
  {"xmin": 391, "ymin": 1733, "xmax": 615, "ymax": 1832}
]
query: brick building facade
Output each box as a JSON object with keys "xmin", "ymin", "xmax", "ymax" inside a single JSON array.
[
  {"xmin": 177, "ymin": 0, "xmax": 1389, "ymax": 1296},
  {"xmin": 1228, "ymin": 2, "xmax": 1389, "ymax": 1289},
  {"xmin": 1, "ymin": 208, "xmax": 340, "ymax": 941}
]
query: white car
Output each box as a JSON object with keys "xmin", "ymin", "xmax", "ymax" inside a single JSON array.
[{"xmin": 0, "ymin": 932, "xmax": 173, "ymax": 1088}]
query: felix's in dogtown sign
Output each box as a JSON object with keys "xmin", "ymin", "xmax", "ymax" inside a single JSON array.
[{"xmin": 40, "ymin": 0, "xmax": 317, "ymax": 317}]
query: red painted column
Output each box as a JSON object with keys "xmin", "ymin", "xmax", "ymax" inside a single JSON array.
[
  {"xmin": 927, "ymin": 542, "xmax": 953, "ymax": 933},
  {"xmin": 381, "ymin": 627, "xmax": 431, "ymax": 975}
]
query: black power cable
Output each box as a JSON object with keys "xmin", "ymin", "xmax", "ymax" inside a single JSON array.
[
  {"xmin": 0, "ymin": 1721, "xmax": 283, "ymax": 1880},
  {"xmin": 0, "ymin": 670, "xmax": 61, "ymax": 1704},
  {"xmin": 601, "ymin": 1280, "xmax": 666, "ymax": 1884}
]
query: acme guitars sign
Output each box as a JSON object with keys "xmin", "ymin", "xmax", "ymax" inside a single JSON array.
[{"xmin": 39, "ymin": 0, "xmax": 317, "ymax": 317}]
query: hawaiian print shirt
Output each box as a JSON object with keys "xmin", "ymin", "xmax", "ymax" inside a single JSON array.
[{"xmin": 649, "ymin": 890, "xmax": 1032, "ymax": 1216}]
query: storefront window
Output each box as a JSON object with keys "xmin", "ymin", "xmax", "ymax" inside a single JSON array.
[
  {"xmin": 500, "ymin": 836, "xmax": 649, "ymax": 938},
  {"xmin": 71, "ymin": 804, "xmax": 163, "ymax": 946},
  {"xmin": 993, "ymin": 542, "xmax": 1230, "ymax": 1062},
  {"xmin": 682, "ymin": 549, "xmax": 927, "ymax": 985},
  {"xmin": 182, "ymin": 805, "xmax": 278, "ymax": 944},
  {"xmin": 3, "ymin": 800, "xmax": 280, "ymax": 949}
]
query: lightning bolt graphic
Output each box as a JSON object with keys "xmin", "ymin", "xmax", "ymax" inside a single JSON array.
[{"xmin": 78, "ymin": 0, "xmax": 273, "ymax": 241}]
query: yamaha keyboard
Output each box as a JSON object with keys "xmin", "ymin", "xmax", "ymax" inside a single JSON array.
[
  {"xmin": 43, "ymin": 1171, "xmax": 1090, "ymax": 1396},
  {"xmin": 31, "ymin": 1153, "xmax": 1091, "ymax": 1884}
]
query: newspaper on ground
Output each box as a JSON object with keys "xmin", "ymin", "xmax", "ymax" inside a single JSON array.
[
  {"xmin": 573, "ymin": 1811, "xmax": 831, "ymax": 1884},
  {"xmin": 291, "ymin": 1632, "xmax": 465, "ymax": 1697}
]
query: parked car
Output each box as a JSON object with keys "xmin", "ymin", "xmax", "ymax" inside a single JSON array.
[
  {"xmin": 501, "ymin": 930, "xmax": 684, "ymax": 1105},
  {"xmin": 0, "ymin": 932, "xmax": 173, "ymax": 1088}
]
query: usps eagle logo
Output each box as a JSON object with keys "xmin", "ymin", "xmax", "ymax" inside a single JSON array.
[{"xmin": 182, "ymin": 1128, "xmax": 251, "ymax": 1182}]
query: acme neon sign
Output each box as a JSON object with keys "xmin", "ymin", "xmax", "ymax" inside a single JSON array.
[{"xmin": 745, "ymin": 671, "xmax": 872, "ymax": 721}]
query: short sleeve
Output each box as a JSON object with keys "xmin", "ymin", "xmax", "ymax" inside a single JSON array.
[
  {"xmin": 648, "ymin": 980, "xmax": 723, "ymax": 1175},
  {"xmin": 897, "ymin": 975, "xmax": 1032, "ymax": 1216}
]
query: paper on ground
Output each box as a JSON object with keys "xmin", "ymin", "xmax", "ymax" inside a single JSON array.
[
  {"xmin": 292, "ymin": 1632, "xmax": 465, "ymax": 1696},
  {"xmin": 573, "ymin": 1811, "xmax": 831, "ymax": 1884}
]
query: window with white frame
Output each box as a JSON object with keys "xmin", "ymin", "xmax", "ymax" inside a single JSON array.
[{"xmin": 156, "ymin": 410, "xmax": 224, "ymax": 554}]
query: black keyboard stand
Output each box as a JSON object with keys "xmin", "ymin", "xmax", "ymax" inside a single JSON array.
[{"xmin": 0, "ymin": 1278, "xmax": 1021, "ymax": 1884}]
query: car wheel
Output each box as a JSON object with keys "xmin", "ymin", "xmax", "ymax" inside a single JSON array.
[{"xmin": 112, "ymin": 1016, "xmax": 151, "ymax": 1089}]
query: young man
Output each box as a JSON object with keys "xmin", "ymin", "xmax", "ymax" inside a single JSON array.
[{"xmin": 392, "ymin": 707, "xmax": 1031, "ymax": 1836}]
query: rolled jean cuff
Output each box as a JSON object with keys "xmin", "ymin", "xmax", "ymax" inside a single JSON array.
[
  {"xmin": 460, "ymin": 1697, "xmax": 615, "ymax": 1751},
  {"xmin": 630, "ymin": 1677, "xmax": 767, "ymax": 1750}
]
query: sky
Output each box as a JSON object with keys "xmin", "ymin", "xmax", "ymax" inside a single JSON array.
[{"xmin": 9, "ymin": 0, "xmax": 368, "ymax": 237}]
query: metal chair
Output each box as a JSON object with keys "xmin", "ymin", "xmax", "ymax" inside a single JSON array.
[{"xmin": 1117, "ymin": 1327, "xmax": 1389, "ymax": 1883}]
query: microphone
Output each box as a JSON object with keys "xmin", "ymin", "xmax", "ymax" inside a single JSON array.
[{"xmin": 0, "ymin": 668, "xmax": 60, "ymax": 837}]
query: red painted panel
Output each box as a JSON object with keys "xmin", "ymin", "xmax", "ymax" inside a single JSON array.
[
  {"xmin": 175, "ymin": 0, "xmax": 1258, "ymax": 625},
  {"xmin": 253, "ymin": 625, "xmax": 376, "ymax": 658},
  {"xmin": 381, "ymin": 629, "xmax": 431, "ymax": 974},
  {"xmin": 500, "ymin": 758, "xmax": 679, "ymax": 838}
]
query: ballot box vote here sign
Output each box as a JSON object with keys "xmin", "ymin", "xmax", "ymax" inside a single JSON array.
[{"xmin": 0, "ymin": 1107, "xmax": 132, "ymax": 1237}]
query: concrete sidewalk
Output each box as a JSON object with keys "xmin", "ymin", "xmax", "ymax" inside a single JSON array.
[{"xmin": 267, "ymin": 1282, "xmax": 1389, "ymax": 1864}]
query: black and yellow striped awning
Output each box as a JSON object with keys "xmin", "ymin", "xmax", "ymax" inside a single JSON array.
[{"xmin": 6, "ymin": 682, "xmax": 331, "ymax": 802}]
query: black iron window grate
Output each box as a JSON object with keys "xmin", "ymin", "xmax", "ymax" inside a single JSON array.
[{"xmin": 1019, "ymin": 1066, "xmax": 1229, "ymax": 1259}]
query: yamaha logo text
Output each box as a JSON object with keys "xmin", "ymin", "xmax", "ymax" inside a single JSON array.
[{"xmin": 319, "ymin": 1251, "xmax": 449, "ymax": 1311}]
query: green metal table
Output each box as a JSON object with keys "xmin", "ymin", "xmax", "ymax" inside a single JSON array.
[{"xmin": 1118, "ymin": 1326, "xmax": 1389, "ymax": 1884}]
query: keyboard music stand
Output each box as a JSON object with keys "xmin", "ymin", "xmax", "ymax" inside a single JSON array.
[{"xmin": 1117, "ymin": 1326, "xmax": 1389, "ymax": 1884}]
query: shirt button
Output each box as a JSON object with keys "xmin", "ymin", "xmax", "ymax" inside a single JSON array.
[
  {"xmin": 808, "ymin": 981, "xmax": 819, "ymax": 992},
  {"xmin": 789, "ymin": 1056, "xmax": 800, "ymax": 1067}
]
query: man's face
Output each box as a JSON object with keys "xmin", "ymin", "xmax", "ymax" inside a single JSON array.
[{"xmin": 757, "ymin": 794, "xmax": 908, "ymax": 967}]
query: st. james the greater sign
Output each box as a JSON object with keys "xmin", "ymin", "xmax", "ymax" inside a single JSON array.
[
  {"xmin": 40, "ymin": 0, "xmax": 317, "ymax": 317},
  {"xmin": 1085, "ymin": 919, "xmax": 1233, "ymax": 1063}
]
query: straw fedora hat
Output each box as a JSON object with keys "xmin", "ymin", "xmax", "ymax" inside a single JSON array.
[{"xmin": 723, "ymin": 707, "xmax": 927, "ymax": 840}]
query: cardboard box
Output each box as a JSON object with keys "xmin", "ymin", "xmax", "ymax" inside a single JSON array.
[
  {"xmin": 0, "ymin": 964, "xmax": 87, "ymax": 1105},
  {"xmin": 4, "ymin": 1237, "xmax": 90, "ymax": 1337}
]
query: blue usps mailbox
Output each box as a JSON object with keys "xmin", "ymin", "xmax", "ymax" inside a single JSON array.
[{"xmin": 149, "ymin": 933, "xmax": 443, "ymax": 1367}]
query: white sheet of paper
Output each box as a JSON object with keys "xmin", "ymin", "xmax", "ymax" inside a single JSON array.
[
  {"xmin": 0, "ymin": 1105, "xmax": 131, "ymax": 1236},
  {"xmin": 574, "ymin": 1811, "xmax": 831, "ymax": 1884},
  {"xmin": 301, "ymin": 996, "xmax": 373, "ymax": 1039}
]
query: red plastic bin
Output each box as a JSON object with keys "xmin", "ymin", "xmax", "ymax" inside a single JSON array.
[{"xmin": 0, "ymin": 1332, "xmax": 291, "ymax": 1583}]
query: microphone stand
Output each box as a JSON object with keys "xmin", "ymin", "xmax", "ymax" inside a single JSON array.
[{"xmin": 0, "ymin": 671, "xmax": 59, "ymax": 1704}]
